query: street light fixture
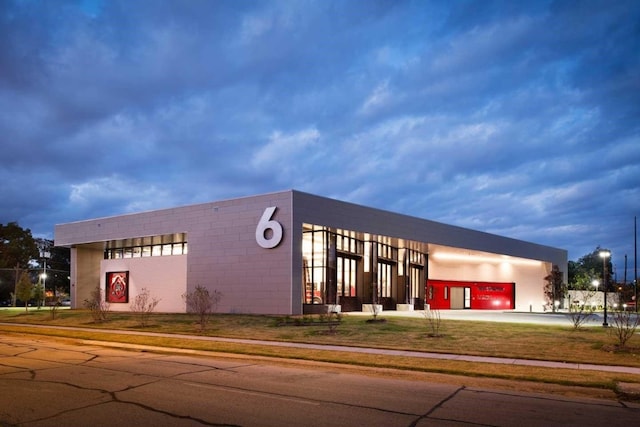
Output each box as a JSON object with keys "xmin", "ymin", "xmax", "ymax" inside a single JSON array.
[{"xmin": 600, "ymin": 250, "xmax": 611, "ymax": 327}]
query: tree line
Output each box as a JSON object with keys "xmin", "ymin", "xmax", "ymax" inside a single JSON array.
[
  {"xmin": 545, "ymin": 246, "xmax": 637, "ymax": 311},
  {"xmin": 0, "ymin": 222, "xmax": 70, "ymax": 307}
]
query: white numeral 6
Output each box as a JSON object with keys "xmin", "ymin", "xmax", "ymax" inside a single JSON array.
[{"xmin": 255, "ymin": 206, "xmax": 283, "ymax": 249}]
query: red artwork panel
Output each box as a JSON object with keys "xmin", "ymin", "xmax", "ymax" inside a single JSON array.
[{"xmin": 106, "ymin": 271, "xmax": 129, "ymax": 303}]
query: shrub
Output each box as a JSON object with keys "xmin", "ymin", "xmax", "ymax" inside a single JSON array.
[{"xmin": 319, "ymin": 305, "xmax": 342, "ymax": 334}]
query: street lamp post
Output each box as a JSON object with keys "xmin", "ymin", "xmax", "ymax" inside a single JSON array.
[
  {"xmin": 39, "ymin": 249, "xmax": 50, "ymax": 307},
  {"xmin": 600, "ymin": 250, "xmax": 611, "ymax": 327}
]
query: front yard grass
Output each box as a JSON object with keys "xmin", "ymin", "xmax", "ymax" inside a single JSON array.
[{"xmin": 1, "ymin": 308, "xmax": 639, "ymax": 397}]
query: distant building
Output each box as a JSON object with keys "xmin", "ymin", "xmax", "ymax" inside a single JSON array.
[{"xmin": 54, "ymin": 190, "xmax": 567, "ymax": 314}]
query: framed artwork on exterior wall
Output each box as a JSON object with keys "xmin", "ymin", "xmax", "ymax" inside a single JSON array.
[{"xmin": 106, "ymin": 271, "xmax": 129, "ymax": 303}]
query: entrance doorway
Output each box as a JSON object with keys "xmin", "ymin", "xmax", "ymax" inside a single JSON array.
[{"xmin": 450, "ymin": 287, "xmax": 464, "ymax": 309}]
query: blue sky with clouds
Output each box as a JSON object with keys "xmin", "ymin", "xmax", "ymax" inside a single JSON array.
[{"xmin": 1, "ymin": 0, "xmax": 639, "ymax": 278}]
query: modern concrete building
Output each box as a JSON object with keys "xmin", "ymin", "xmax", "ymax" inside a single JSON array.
[{"xmin": 54, "ymin": 190, "xmax": 567, "ymax": 314}]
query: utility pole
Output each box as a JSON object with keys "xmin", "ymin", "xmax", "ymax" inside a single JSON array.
[{"xmin": 12, "ymin": 263, "xmax": 20, "ymax": 307}]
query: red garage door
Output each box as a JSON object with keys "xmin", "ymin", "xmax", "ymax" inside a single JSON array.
[{"xmin": 426, "ymin": 280, "xmax": 515, "ymax": 310}]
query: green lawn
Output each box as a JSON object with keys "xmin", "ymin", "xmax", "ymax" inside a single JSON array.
[{"xmin": 1, "ymin": 307, "xmax": 639, "ymax": 395}]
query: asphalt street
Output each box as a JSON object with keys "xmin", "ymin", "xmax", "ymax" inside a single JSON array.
[{"xmin": 1, "ymin": 333, "xmax": 639, "ymax": 427}]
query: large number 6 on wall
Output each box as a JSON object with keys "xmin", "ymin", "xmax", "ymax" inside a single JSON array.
[{"xmin": 255, "ymin": 206, "xmax": 283, "ymax": 249}]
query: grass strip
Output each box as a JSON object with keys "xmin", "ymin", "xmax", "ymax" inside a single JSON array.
[{"xmin": 2, "ymin": 323, "xmax": 638, "ymax": 395}]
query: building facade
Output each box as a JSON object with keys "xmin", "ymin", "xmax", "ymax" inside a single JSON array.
[{"xmin": 54, "ymin": 190, "xmax": 567, "ymax": 314}]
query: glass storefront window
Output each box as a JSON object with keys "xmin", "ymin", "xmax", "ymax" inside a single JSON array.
[
  {"xmin": 302, "ymin": 224, "xmax": 428, "ymax": 310},
  {"xmin": 303, "ymin": 229, "xmax": 327, "ymax": 304},
  {"xmin": 104, "ymin": 233, "xmax": 188, "ymax": 259},
  {"xmin": 337, "ymin": 256, "xmax": 357, "ymax": 297}
]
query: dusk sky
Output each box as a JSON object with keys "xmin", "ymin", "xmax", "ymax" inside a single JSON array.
[{"xmin": 1, "ymin": 0, "xmax": 638, "ymax": 279}]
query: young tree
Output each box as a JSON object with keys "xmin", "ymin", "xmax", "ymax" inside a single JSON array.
[
  {"xmin": 568, "ymin": 289, "xmax": 597, "ymax": 330},
  {"xmin": 32, "ymin": 282, "xmax": 45, "ymax": 309},
  {"xmin": 544, "ymin": 265, "xmax": 566, "ymax": 311},
  {"xmin": 83, "ymin": 285, "xmax": 110, "ymax": 322},
  {"xmin": 49, "ymin": 295, "xmax": 62, "ymax": 320},
  {"xmin": 183, "ymin": 285, "xmax": 222, "ymax": 332},
  {"xmin": 15, "ymin": 270, "xmax": 33, "ymax": 312},
  {"xmin": 609, "ymin": 308, "xmax": 640, "ymax": 348},
  {"xmin": 422, "ymin": 308, "xmax": 443, "ymax": 337},
  {"xmin": 131, "ymin": 288, "xmax": 161, "ymax": 327}
]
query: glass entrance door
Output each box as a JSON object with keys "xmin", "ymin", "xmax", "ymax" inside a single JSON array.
[
  {"xmin": 337, "ymin": 256, "xmax": 357, "ymax": 298},
  {"xmin": 464, "ymin": 287, "xmax": 471, "ymax": 309},
  {"xmin": 409, "ymin": 265, "xmax": 422, "ymax": 303}
]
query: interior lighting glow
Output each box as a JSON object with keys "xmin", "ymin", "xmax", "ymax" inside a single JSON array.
[{"xmin": 431, "ymin": 252, "xmax": 542, "ymax": 266}]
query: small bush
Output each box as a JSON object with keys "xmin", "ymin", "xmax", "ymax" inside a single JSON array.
[{"xmin": 319, "ymin": 306, "xmax": 342, "ymax": 334}]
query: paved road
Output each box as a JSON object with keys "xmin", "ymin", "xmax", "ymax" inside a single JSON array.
[{"xmin": 1, "ymin": 334, "xmax": 639, "ymax": 427}]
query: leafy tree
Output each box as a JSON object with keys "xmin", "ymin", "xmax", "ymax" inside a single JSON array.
[
  {"xmin": 0, "ymin": 222, "xmax": 39, "ymax": 268},
  {"xmin": 0, "ymin": 222, "xmax": 39, "ymax": 302},
  {"xmin": 544, "ymin": 265, "xmax": 566, "ymax": 311},
  {"xmin": 15, "ymin": 270, "xmax": 33, "ymax": 312},
  {"xmin": 568, "ymin": 247, "xmax": 612, "ymax": 291}
]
